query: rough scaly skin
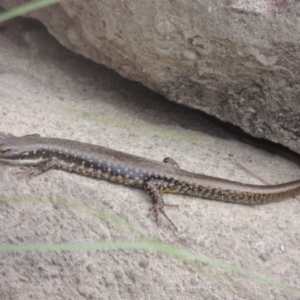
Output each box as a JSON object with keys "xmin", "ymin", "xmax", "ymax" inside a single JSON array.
[{"xmin": 0, "ymin": 133, "xmax": 299, "ymax": 229}]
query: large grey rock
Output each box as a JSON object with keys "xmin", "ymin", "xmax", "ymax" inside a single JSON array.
[
  {"xmin": 1, "ymin": 0, "xmax": 300, "ymax": 152},
  {"xmin": 0, "ymin": 19, "xmax": 300, "ymax": 299}
]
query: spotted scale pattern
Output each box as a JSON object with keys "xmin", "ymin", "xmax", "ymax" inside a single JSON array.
[{"xmin": 1, "ymin": 133, "xmax": 300, "ymax": 229}]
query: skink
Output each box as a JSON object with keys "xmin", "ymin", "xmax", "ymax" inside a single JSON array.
[{"xmin": 0, "ymin": 132, "xmax": 300, "ymax": 230}]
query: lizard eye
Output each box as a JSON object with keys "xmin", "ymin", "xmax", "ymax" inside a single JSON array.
[{"xmin": 0, "ymin": 145, "xmax": 10, "ymax": 153}]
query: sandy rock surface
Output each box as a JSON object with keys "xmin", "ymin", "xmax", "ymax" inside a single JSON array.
[
  {"xmin": 1, "ymin": 0, "xmax": 300, "ymax": 153},
  {"xmin": 0, "ymin": 19, "xmax": 299, "ymax": 299}
]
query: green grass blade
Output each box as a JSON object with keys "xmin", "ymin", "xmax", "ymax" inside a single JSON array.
[
  {"xmin": 0, "ymin": 241, "xmax": 299, "ymax": 297},
  {"xmin": 0, "ymin": 0, "xmax": 61, "ymax": 23}
]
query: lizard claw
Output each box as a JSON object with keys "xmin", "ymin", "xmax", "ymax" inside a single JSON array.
[
  {"xmin": 13, "ymin": 166, "xmax": 43, "ymax": 178},
  {"xmin": 148, "ymin": 203, "xmax": 178, "ymax": 231}
]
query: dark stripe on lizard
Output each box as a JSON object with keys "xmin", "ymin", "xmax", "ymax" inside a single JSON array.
[{"xmin": 0, "ymin": 132, "xmax": 300, "ymax": 230}]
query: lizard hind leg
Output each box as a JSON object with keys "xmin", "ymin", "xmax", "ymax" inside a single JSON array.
[{"xmin": 143, "ymin": 179, "xmax": 178, "ymax": 231}]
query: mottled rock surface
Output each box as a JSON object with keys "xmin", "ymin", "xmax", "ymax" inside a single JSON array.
[
  {"xmin": 1, "ymin": 0, "xmax": 300, "ymax": 152},
  {"xmin": 0, "ymin": 17, "xmax": 299, "ymax": 300}
]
